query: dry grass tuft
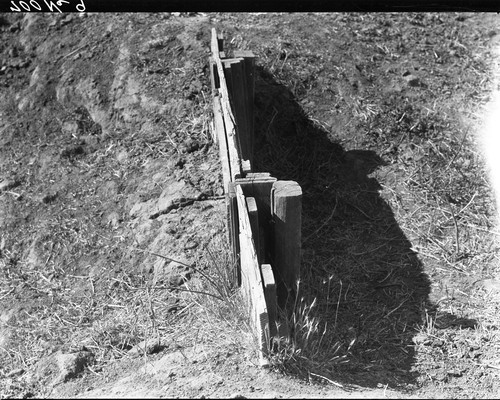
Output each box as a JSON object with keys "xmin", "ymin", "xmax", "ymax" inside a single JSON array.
[
  {"xmin": 184, "ymin": 237, "xmax": 251, "ymax": 333},
  {"xmin": 267, "ymin": 284, "xmax": 348, "ymax": 385}
]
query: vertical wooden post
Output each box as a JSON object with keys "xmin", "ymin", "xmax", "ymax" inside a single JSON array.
[{"xmin": 271, "ymin": 180, "xmax": 302, "ymax": 308}]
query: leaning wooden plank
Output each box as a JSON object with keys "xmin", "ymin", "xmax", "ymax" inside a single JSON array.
[
  {"xmin": 213, "ymin": 95, "xmax": 231, "ymax": 193},
  {"xmin": 236, "ymin": 184, "xmax": 270, "ymax": 366},
  {"xmin": 220, "ymin": 90, "xmax": 243, "ymax": 181},
  {"xmin": 211, "ymin": 29, "xmax": 241, "ymax": 181},
  {"xmin": 261, "ymin": 263, "xmax": 277, "ymax": 338},
  {"xmin": 271, "ymin": 180, "xmax": 302, "ymax": 308}
]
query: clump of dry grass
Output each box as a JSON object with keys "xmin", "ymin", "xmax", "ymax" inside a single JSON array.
[
  {"xmin": 267, "ymin": 284, "xmax": 348, "ymax": 386},
  {"xmin": 166, "ymin": 234, "xmax": 259, "ymax": 363},
  {"xmin": 180, "ymin": 236, "xmax": 351, "ymax": 381},
  {"xmin": 178, "ymin": 235, "xmax": 250, "ymax": 331}
]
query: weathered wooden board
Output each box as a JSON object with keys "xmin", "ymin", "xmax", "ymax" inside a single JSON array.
[
  {"xmin": 235, "ymin": 176, "xmax": 277, "ymax": 266},
  {"xmin": 211, "ymin": 28, "xmax": 242, "ymax": 181},
  {"xmin": 271, "ymin": 180, "xmax": 302, "ymax": 307},
  {"xmin": 235, "ymin": 176, "xmax": 277, "ymax": 209},
  {"xmin": 236, "ymin": 184, "xmax": 270, "ymax": 366},
  {"xmin": 213, "ymin": 95, "xmax": 231, "ymax": 193},
  {"xmin": 223, "ymin": 58, "xmax": 252, "ymax": 173}
]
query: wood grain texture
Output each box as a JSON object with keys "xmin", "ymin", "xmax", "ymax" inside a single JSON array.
[
  {"xmin": 213, "ymin": 96, "xmax": 230, "ymax": 192},
  {"xmin": 271, "ymin": 180, "xmax": 302, "ymax": 306},
  {"xmin": 236, "ymin": 184, "xmax": 270, "ymax": 366},
  {"xmin": 211, "ymin": 28, "xmax": 241, "ymax": 181}
]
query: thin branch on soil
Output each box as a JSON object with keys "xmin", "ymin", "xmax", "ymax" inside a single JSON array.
[
  {"xmin": 445, "ymin": 126, "xmax": 470, "ymax": 171},
  {"xmin": 474, "ymin": 362, "xmax": 500, "ymax": 370},
  {"xmin": 135, "ymin": 248, "xmax": 223, "ymax": 294},
  {"xmin": 447, "ymin": 201, "xmax": 461, "ymax": 257},
  {"xmin": 309, "ymin": 371, "xmax": 344, "ymax": 388},
  {"xmin": 303, "ymin": 197, "xmax": 338, "ymax": 244}
]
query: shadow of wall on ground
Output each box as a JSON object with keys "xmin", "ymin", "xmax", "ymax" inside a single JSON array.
[{"xmin": 252, "ymin": 65, "xmax": 430, "ymax": 388}]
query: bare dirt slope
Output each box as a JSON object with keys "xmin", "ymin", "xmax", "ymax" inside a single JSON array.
[{"xmin": 1, "ymin": 12, "xmax": 500, "ymax": 399}]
